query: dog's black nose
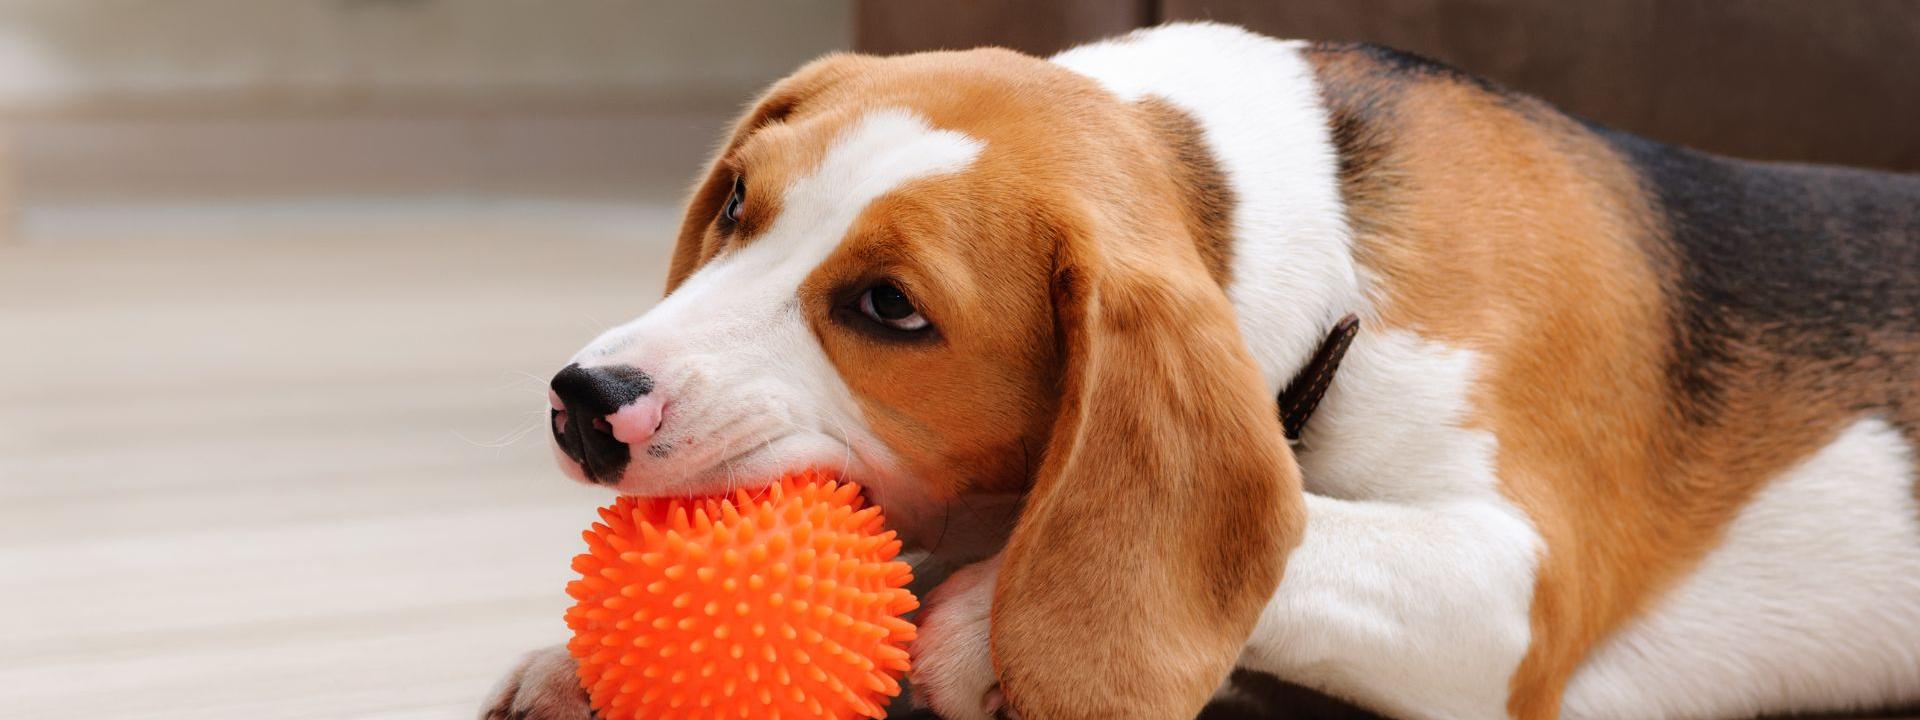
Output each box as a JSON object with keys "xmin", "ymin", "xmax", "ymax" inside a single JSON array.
[{"xmin": 549, "ymin": 363, "xmax": 654, "ymax": 483}]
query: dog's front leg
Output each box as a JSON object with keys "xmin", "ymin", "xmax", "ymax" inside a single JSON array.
[
  {"xmin": 908, "ymin": 554, "xmax": 1009, "ymax": 720},
  {"xmin": 1239, "ymin": 492, "xmax": 1541, "ymax": 720},
  {"xmin": 480, "ymin": 645, "xmax": 593, "ymax": 720}
]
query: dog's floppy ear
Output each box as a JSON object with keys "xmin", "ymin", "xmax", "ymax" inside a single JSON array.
[
  {"xmin": 990, "ymin": 218, "xmax": 1307, "ymax": 718},
  {"xmin": 664, "ymin": 54, "xmax": 871, "ymax": 291}
]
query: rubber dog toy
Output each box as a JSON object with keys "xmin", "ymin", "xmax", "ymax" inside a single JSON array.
[{"xmin": 564, "ymin": 468, "xmax": 918, "ymax": 719}]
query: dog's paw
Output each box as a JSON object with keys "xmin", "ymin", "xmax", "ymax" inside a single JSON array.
[
  {"xmin": 910, "ymin": 554, "xmax": 1012, "ymax": 720},
  {"xmin": 479, "ymin": 645, "xmax": 594, "ymax": 720}
]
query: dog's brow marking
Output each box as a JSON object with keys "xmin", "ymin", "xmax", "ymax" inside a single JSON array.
[{"xmin": 752, "ymin": 108, "xmax": 984, "ymax": 274}]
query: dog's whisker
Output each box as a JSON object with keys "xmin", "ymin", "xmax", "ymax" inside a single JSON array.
[
  {"xmin": 821, "ymin": 409, "xmax": 859, "ymax": 478},
  {"xmin": 498, "ymin": 369, "xmax": 561, "ymax": 396},
  {"xmin": 489, "ymin": 369, "xmax": 553, "ymax": 391},
  {"xmin": 455, "ymin": 415, "xmax": 546, "ymax": 449},
  {"xmin": 576, "ymin": 312, "xmax": 613, "ymax": 337},
  {"xmin": 781, "ymin": 405, "xmax": 860, "ymax": 480}
]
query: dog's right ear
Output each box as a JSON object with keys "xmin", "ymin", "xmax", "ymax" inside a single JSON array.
[
  {"xmin": 988, "ymin": 200, "xmax": 1308, "ymax": 718},
  {"xmin": 665, "ymin": 54, "xmax": 873, "ymax": 292}
]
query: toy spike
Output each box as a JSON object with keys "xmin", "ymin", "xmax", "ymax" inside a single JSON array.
[{"xmin": 565, "ymin": 468, "xmax": 917, "ymax": 719}]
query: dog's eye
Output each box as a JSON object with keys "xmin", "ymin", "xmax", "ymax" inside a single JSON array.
[
  {"xmin": 857, "ymin": 284, "xmax": 929, "ymax": 332},
  {"xmin": 721, "ymin": 176, "xmax": 745, "ymax": 225}
]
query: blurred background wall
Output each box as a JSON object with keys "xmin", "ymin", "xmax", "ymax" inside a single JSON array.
[
  {"xmin": 0, "ymin": 0, "xmax": 850, "ymax": 216},
  {"xmin": 857, "ymin": 0, "xmax": 1920, "ymax": 173}
]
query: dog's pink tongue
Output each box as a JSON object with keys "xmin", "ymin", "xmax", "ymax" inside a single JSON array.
[{"xmin": 604, "ymin": 397, "xmax": 664, "ymax": 445}]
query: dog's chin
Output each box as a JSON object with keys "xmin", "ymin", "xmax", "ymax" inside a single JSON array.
[{"xmin": 617, "ymin": 454, "xmax": 839, "ymax": 499}]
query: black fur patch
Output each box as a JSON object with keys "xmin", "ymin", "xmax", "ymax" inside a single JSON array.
[
  {"xmin": 1341, "ymin": 42, "xmax": 1501, "ymax": 95},
  {"xmin": 1603, "ymin": 129, "xmax": 1920, "ymax": 425}
]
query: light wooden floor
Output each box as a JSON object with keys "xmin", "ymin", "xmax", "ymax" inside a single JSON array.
[{"xmin": 0, "ymin": 200, "xmax": 679, "ymax": 719}]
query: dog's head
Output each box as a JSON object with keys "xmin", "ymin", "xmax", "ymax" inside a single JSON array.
[{"xmin": 548, "ymin": 48, "xmax": 1303, "ymax": 717}]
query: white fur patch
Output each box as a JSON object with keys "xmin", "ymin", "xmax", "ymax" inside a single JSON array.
[
  {"xmin": 1239, "ymin": 331, "xmax": 1542, "ymax": 720},
  {"xmin": 570, "ymin": 109, "xmax": 983, "ymax": 498},
  {"xmin": 1562, "ymin": 418, "xmax": 1920, "ymax": 720},
  {"xmin": 1053, "ymin": 22, "xmax": 1364, "ymax": 395}
]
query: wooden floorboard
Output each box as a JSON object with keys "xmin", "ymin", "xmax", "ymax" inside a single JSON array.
[{"xmin": 0, "ymin": 201, "xmax": 676, "ymax": 719}]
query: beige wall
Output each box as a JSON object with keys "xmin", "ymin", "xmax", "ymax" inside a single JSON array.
[
  {"xmin": 0, "ymin": 1, "xmax": 851, "ymax": 211},
  {"xmin": 0, "ymin": 0, "xmax": 850, "ymax": 110}
]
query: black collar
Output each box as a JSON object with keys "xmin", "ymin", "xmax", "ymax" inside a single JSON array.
[{"xmin": 1276, "ymin": 314, "xmax": 1360, "ymax": 445}]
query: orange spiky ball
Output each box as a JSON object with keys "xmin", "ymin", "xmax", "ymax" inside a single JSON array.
[{"xmin": 564, "ymin": 468, "xmax": 918, "ymax": 720}]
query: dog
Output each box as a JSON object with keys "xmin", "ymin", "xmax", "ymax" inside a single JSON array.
[{"xmin": 483, "ymin": 22, "xmax": 1920, "ymax": 720}]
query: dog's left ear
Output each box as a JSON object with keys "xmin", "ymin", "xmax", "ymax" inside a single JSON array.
[{"xmin": 989, "ymin": 216, "xmax": 1308, "ymax": 718}]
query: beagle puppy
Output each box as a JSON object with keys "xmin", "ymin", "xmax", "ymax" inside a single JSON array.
[{"xmin": 485, "ymin": 23, "xmax": 1920, "ymax": 720}]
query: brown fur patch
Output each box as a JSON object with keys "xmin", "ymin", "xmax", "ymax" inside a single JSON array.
[{"xmin": 1137, "ymin": 97, "xmax": 1237, "ymax": 285}]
